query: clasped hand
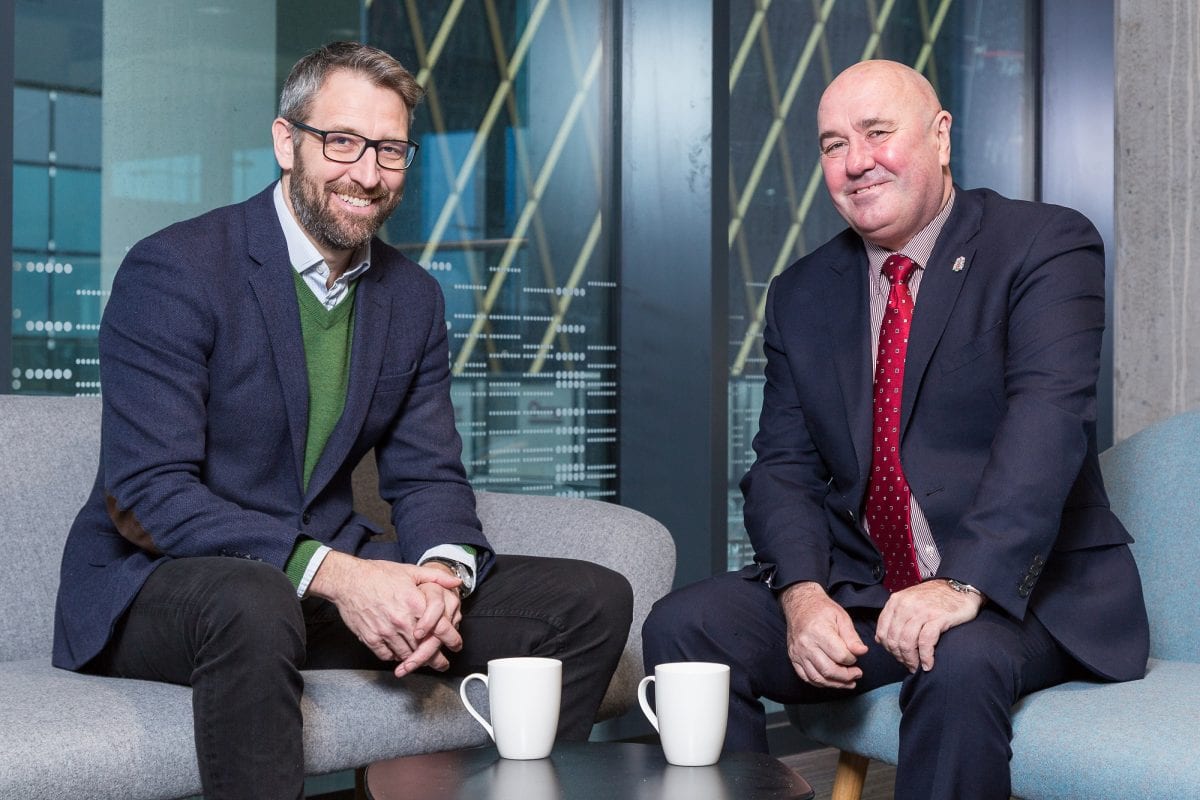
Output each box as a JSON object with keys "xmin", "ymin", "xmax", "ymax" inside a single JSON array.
[
  {"xmin": 308, "ymin": 551, "xmax": 465, "ymax": 678},
  {"xmin": 781, "ymin": 579, "xmax": 984, "ymax": 687}
]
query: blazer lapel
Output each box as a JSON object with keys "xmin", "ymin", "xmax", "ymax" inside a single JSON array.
[
  {"xmin": 900, "ymin": 189, "xmax": 984, "ymax": 440},
  {"xmin": 822, "ymin": 240, "xmax": 875, "ymax": 485},
  {"xmin": 303, "ymin": 248, "xmax": 392, "ymax": 501},
  {"xmin": 245, "ymin": 187, "xmax": 310, "ymax": 491}
]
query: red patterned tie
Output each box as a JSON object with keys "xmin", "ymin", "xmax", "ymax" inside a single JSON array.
[{"xmin": 866, "ymin": 254, "xmax": 922, "ymax": 592}]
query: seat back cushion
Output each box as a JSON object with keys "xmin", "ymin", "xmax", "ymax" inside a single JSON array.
[
  {"xmin": 0, "ymin": 395, "xmax": 103, "ymax": 662},
  {"xmin": 1099, "ymin": 408, "xmax": 1200, "ymax": 662}
]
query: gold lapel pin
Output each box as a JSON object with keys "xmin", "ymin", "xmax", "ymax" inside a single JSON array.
[{"xmin": 952, "ymin": 256, "xmax": 966, "ymax": 272}]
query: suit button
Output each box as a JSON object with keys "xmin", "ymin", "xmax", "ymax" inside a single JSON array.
[
  {"xmin": 872, "ymin": 565, "xmax": 884, "ymax": 581},
  {"xmin": 302, "ymin": 512, "xmax": 312, "ymax": 525}
]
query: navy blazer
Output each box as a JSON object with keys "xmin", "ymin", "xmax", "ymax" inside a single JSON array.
[
  {"xmin": 53, "ymin": 184, "xmax": 490, "ymax": 671},
  {"xmin": 741, "ymin": 187, "xmax": 1149, "ymax": 682}
]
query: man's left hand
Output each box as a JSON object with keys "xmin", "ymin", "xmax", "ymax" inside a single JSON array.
[
  {"xmin": 395, "ymin": 561, "xmax": 465, "ymax": 678},
  {"xmin": 875, "ymin": 580, "xmax": 985, "ymax": 673}
]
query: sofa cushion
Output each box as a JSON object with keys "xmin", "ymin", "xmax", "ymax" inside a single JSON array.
[
  {"xmin": 0, "ymin": 396, "xmax": 101, "ymax": 662},
  {"xmin": 789, "ymin": 657, "xmax": 1200, "ymax": 798},
  {"xmin": 0, "ymin": 660, "xmax": 488, "ymax": 800},
  {"xmin": 1099, "ymin": 410, "xmax": 1200, "ymax": 662}
]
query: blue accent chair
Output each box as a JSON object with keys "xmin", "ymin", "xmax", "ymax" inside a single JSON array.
[{"xmin": 788, "ymin": 409, "xmax": 1200, "ymax": 799}]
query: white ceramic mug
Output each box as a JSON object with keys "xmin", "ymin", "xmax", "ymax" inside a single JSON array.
[
  {"xmin": 637, "ymin": 661, "xmax": 730, "ymax": 766},
  {"xmin": 459, "ymin": 657, "xmax": 562, "ymax": 760}
]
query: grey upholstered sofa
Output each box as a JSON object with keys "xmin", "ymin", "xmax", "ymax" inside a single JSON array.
[{"xmin": 0, "ymin": 394, "xmax": 675, "ymax": 799}]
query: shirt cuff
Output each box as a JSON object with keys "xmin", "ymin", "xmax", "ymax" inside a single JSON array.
[
  {"xmin": 297, "ymin": 545, "xmax": 332, "ymax": 598},
  {"xmin": 284, "ymin": 537, "xmax": 332, "ymax": 598},
  {"xmin": 418, "ymin": 543, "xmax": 478, "ymax": 594}
]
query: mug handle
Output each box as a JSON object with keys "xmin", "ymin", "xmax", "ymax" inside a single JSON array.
[
  {"xmin": 636, "ymin": 675, "xmax": 659, "ymax": 732},
  {"xmin": 459, "ymin": 672, "xmax": 495, "ymax": 741}
]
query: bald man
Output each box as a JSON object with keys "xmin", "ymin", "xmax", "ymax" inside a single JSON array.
[{"xmin": 643, "ymin": 60, "xmax": 1148, "ymax": 799}]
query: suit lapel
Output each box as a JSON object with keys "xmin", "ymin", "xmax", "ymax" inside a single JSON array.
[
  {"xmin": 303, "ymin": 248, "xmax": 392, "ymax": 501},
  {"xmin": 245, "ymin": 186, "xmax": 309, "ymax": 491},
  {"xmin": 900, "ymin": 189, "xmax": 984, "ymax": 440},
  {"xmin": 822, "ymin": 240, "xmax": 875, "ymax": 484}
]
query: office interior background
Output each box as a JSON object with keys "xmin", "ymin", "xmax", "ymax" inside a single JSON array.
[{"xmin": 4, "ymin": 0, "xmax": 1199, "ymax": 593}]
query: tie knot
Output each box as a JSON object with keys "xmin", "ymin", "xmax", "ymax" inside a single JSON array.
[{"xmin": 883, "ymin": 254, "xmax": 916, "ymax": 286}]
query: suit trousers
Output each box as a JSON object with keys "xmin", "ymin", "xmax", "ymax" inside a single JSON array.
[
  {"xmin": 642, "ymin": 570, "xmax": 1081, "ymax": 800},
  {"xmin": 94, "ymin": 553, "xmax": 633, "ymax": 800}
]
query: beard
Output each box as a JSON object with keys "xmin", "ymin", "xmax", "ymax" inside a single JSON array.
[{"xmin": 288, "ymin": 147, "xmax": 403, "ymax": 252}]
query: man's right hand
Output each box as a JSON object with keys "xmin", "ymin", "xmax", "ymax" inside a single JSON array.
[
  {"xmin": 779, "ymin": 581, "xmax": 869, "ymax": 689},
  {"xmin": 307, "ymin": 551, "xmax": 464, "ymax": 675}
]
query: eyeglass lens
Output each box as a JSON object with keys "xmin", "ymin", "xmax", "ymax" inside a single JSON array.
[{"xmin": 324, "ymin": 132, "xmax": 414, "ymax": 169}]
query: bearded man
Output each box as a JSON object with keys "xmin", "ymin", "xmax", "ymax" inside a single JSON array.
[{"xmin": 53, "ymin": 42, "xmax": 631, "ymax": 800}]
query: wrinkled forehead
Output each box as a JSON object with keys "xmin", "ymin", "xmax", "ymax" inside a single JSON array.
[{"xmin": 817, "ymin": 65, "xmax": 933, "ymax": 130}]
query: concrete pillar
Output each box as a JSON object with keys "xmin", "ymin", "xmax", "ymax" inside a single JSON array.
[{"xmin": 1114, "ymin": 0, "xmax": 1200, "ymax": 438}]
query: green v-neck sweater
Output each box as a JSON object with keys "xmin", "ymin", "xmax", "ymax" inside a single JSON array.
[
  {"xmin": 283, "ymin": 271, "xmax": 358, "ymax": 587},
  {"xmin": 293, "ymin": 271, "xmax": 358, "ymax": 489}
]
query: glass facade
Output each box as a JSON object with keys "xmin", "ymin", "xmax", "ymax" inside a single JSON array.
[
  {"xmin": 7, "ymin": 1, "xmax": 1042, "ymax": 568},
  {"xmin": 11, "ymin": 2, "xmax": 102, "ymax": 396},
  {"xmin": 725, "ymin": 0, "xmax": 1037, "ymax": 568},
  {"xmin": 9, "ymin": 0, "xmax": 617, "ymax": 500},
  {"xmin": 373, "ymin": 2, "xmax": 617, "ymax": 498}
]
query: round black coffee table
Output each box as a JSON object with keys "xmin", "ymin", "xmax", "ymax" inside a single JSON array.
[{"xmin": 365, "ymin": 741, "xmax": 813, "ymax": 800}]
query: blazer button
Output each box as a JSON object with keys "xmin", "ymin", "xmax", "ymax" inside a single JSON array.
[
  {"xmin": 872, "ymin": 565, "xmax": 884, "ymax": 581},
  {"xmin": 302, "ymin": 512, "xmax": 312, "ymax": 525}
]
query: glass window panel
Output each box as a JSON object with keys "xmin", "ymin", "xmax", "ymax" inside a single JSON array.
[
  {"xmin": 52, "ymin": 167, "xmax": 101, "ymax": 252},
  {"xmin": 373, "ymin": 2, "xmax": 617, "ymax": 499},
  {"xmin": 12, "ymin": 253, "xmax": 51, "ymax": 327},
  {"xmin": 10, "ymin": 252, "xmax": 102, "ymax": 393},
  {"xmin": 53, "ymin": 92, "xmax": 102, "ymax": 168},
  {"xmin": 726, "ymin": 0, "xmax": 1037, "ymax": 568},
  {"xmin": 14, "ymin": 87, "xmax": 50, "ymax": 163},
  {"xmin": 50, "ymin": 258, "xmax": 100, "ymax": 344},
  {"xmin": 13, "ymin": 0, "xmax": 102, "ymax": 93},
  {"xmin": 13, "ymin": 165, "xmax": 51, "ymax": 251}
]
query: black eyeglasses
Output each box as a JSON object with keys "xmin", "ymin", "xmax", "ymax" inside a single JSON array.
[{"xmin": 288, "ymin": 119, "xmax": 419, "ymax": 170}]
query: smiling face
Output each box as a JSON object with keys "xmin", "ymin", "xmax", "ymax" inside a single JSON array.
[
  {"xmin": 817, "ymin": 61, "xmax": 953, "ymax": 252},
  {"xmin": 272, "ymin": 69, "xmax": 410, "ymax": 272}
]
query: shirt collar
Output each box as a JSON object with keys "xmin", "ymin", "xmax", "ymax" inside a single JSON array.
[
  {"xmin": 864, "ymin": 188, "xmax": 956, "ymax": 276},
  {"xmin": 272, "ymin": 181, "xmax": 371, "ymax": 283}
]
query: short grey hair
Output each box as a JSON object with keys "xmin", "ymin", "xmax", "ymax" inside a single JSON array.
[{"xmin": 279, "ymin": 41, "xmax": 424, "ymax": 123}]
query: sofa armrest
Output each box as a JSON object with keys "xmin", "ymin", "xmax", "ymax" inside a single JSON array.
[{"xmin": 473, "ymin": 490, "xmax": 676, "ymax": 720}]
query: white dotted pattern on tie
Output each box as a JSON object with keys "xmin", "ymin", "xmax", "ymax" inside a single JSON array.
[{"xmin": 865, "ymin": 254, "xmax": 922, "ymax": 592}]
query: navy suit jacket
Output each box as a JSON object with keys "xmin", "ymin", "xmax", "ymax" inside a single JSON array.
[
  {"xmin": 53, "ymin": 184, "xmax": 491, "ymax": 671},
  {"xmin": 741, "ymin": 187, "xmax": 1149, "ymax": 682}
]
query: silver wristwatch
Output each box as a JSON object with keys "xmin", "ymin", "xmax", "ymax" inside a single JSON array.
[
  {"xmin": 946, "ymin": 578, "xmax": 982, "ymax": 597},
  {"xmin": 424, "ymin": 557, "xmax": 473, "ymax": 597}
]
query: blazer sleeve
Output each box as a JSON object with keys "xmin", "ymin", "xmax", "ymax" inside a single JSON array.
[
  {"xmin": 370, "ymin": 278, "xmax": 494, "ymax": 576},
  {"xmin": 99, "ymin": 233, "xmax": 304, "ymax": 568},
  {"xmin": 936, "ymin": 205, "xmax": 1107, "ymax": 619},
  {"xmin": 740, "ymin": 277, "xmax": 837, "ymax": 589}
]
